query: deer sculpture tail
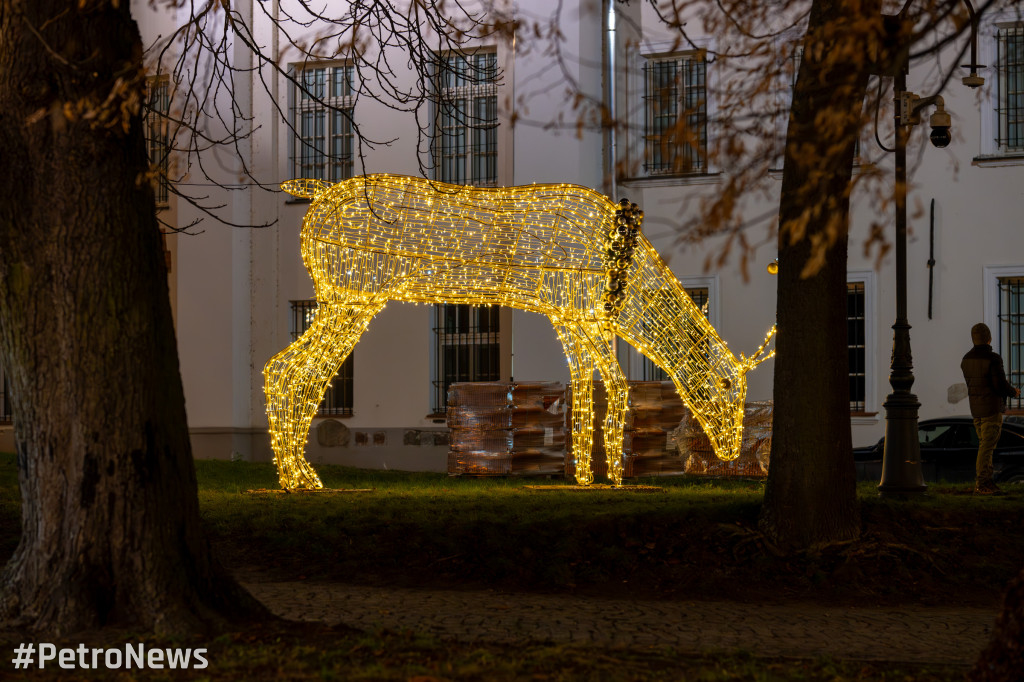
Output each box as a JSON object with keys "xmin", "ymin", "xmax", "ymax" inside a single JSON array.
[{"xmin": 281, "ymin": 178, "xmax": 333, "ymax": 200}]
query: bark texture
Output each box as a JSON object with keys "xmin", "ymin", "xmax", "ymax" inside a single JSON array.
[
  {"xmin": 970, "ymin": 565, "xmax": 1024, "ymax": 680},
  {"xmin": 0, "ymin": 0, "xmax": 266, "ymax": 634},
  {"xmin": 759, "ymin": 0, "xmax": 876, "ymax": 549}
]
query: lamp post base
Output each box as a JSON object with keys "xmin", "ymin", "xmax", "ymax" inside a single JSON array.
[{"xmin": 878, "ymin": 390, "xmax": 927, "ymax": 497}]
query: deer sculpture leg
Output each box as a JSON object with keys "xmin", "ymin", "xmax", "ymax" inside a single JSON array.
[
  {"xmin": 553, "ymin": 321, "xmax": 630, "ymax": 486},
  {"xmin": 264, "ymin": 300, "xmax": 385, "ymax": 489},
  {"xmin": 552, "ymin": 323, "xmax": 598, "ymax": 485},
  {"xmin": 584, "ymin": 323, "xmax": 629, "ymax": 486}
]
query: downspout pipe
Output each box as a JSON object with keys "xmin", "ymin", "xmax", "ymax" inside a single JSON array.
[{"xmin": 605, "ymin": 0, "xmax": 617, "ymax": 201}]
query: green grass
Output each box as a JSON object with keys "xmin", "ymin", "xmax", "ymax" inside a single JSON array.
[
  {"xmin": 195, "ymin": 460, "xmax": 776, "ymax": 593},
  {"xmin": 6, "ymin": 455, "xmax": 1024, "ymax": 601},
  {"xmin": 1, "ymin": 454, "xmax": 1019, "ymax": 679},
  {"xmin": 189, "ymin": 458, "xmax": 1024, "ymax": 603}
]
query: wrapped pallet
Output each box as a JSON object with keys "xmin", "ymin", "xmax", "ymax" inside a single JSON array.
[
  {"xmin": 674, "ymin": 401, "xmax": 773, "ymax": 477},
  {"xmin": 447, "ymin": 382, "xmax": 565, "ymax": 476}
]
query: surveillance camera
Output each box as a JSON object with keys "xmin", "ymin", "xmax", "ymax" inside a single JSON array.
[
  {"xmin": 929, "ymin": 108, "xmax": 952, "ymax": 148},
  {"xmin": 930, "ymin": 126, "xmax": 952, "ymax": 148}
]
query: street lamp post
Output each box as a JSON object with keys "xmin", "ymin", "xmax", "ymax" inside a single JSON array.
[
  {"xmin": 878, "ymin": 63, "xmax": 927, "ymax": 497},
  {"xmin": 876, "ymin": 2, "xmax": 984, "ymax": 497}
]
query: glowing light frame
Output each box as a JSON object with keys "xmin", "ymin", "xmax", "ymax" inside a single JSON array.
[{"xmin": 265, "ymin": 174, "xmax": 774, "ymax": 489}]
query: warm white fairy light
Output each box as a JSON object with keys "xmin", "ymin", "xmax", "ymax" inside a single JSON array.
[{"xmin": 264, "ymin": 174, "xmax": 774, "ymax": 489}]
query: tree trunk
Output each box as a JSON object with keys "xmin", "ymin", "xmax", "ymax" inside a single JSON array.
[
  {"xmin": 970, "ymin": 565, "xmax": 1024, "ymax": 680},
  {"xmin": 759, "ymin": 0, "xmax": 876, "ymax": 549},
  {"xmin": 0, "ymin": 1, "xmax": 266, "ymax": 635}
]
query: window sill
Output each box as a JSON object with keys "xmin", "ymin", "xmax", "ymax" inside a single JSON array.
[
  {"xmin": 285, "ymin": 196, "xmax": 312, "ymax": 205},
  {"xmin": 768, "ymin": 162, "xmax": 875, "ymax": 180},
  {"xmin": 619, "ymin": 173, "xmax": 722, "ymax": 189},
  {"xmin": 851, "ymin": 412, "xmax": 879, "ymax": 426},
  {"xmin": 972, "ymin": 154, "xmax": 1024, "ymax": 168}
]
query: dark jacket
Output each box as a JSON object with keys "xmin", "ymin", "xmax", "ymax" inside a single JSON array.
[{"xmin": 961, "ymin": 344, "xmax": 1016, "ymax": 418}]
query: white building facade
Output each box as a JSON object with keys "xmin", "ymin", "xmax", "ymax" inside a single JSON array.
[{"xmin": 10, "ymin": 0, "xmax": 1010, "ymax": 469}]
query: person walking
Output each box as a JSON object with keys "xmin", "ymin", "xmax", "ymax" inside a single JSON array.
[{"xmin": 960, "ymin": 322, "xmax": 1020, "ymax": 494}]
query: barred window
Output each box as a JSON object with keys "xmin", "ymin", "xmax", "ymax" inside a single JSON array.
[
  {"xmin": 434, "ymin": 52, "xmax": 498, "ymax": 186},
  {"xmin": 848, "ymin": 282, "xmax": 867, "ymax": 412},
  {"xmin": 998, "ymin": 277, "xmax": 1024, "ymax": 411},
  {"xmin": 432, "ymin": 304, "xmax": 501, "ymax": 413},
  {"xmin": 430, "ymin": 53, "xmax": 500, "ymax": 407},
  {"xmin": 643, "ymin": 54, "xmax": 707, "ymax": 175},
  {"xmin": 996, "ymin": 26, "xmax": 1024, "ymax": 152},
  {"xmin": 292, "ymin": 63, "xmax": 355, "ymax": 182},
  {"xmin": 641, "ymin": 287, "xmax": 709, "ymax": 381},
  {"xmin": 144, "ymin": 76, "xmax": 171, "ymax": 205},
  {"xmin": 291, "ymin": 301, "xmax": 353, "ymax": 417}
]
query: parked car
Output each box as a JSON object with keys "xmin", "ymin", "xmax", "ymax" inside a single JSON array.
[{"xmin": 853, "ymin": 416, "xmax": 1024, "ymax": 484}]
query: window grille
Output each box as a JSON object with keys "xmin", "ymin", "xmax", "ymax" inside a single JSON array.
[
  {"xmin": 641, "ymin": 287, "xmax": 708, "ymax": 381},
  {"xmin": 144, "ymin": 76, "xmax": 171, "ymax": 205},
  {"xmin": 998, "ymin": 277, "xmax": 1024, "ymax": 411},
  {"xmin": 291, "ymin": 300, "xmax": 353, "ymax": 416},
  {"xmin": 997, "ymin": 26, "xmax": 1023, "ymax": 152},
  {"xmin": 643, "ymin": 54, "xmax": 707, "ymax": 175},
  {"xmin": 847, "ymin": 282, "xmax": 867, "ymax": 412},
  {"xmin": 429, "ymin": 53, "xmax": 500, "ymax": 406},
  {"xmin": 434, "ymin": 52, "xmax": 498, "ymax": 187},
  {"xmin": 432, "ymin": 304, "xmax": 501, "ymax": 413},
  {"xmin": 292, "ymin": 63, "xmax": 355, "ymax": 182}
]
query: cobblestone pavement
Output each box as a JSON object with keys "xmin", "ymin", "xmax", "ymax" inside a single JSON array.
[{"xmin": 245, "ymin": 581, "xmax": 997, "ymax": 665}]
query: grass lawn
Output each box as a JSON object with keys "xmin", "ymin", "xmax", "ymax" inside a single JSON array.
[
  {"xmin": 194, "ymin": 459, "xmax": 1024, "ymax": 606},
  {"xmin": 1, "ymin": 454, "xmax": 1022, "ymax": 680}
]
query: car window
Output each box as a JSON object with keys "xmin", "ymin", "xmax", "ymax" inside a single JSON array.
[
  {"xmin": 918, "ymin": 424, "xmax": 955, "ymax": 447},
  {"xmin": 940, "ymin": 424, "xmax": 979, "ymax": 448}
]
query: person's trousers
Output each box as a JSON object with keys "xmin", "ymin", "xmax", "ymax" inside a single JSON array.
[{"xmin": 974, "ymin": 412, "xmax": 1003, "ymax": 488}]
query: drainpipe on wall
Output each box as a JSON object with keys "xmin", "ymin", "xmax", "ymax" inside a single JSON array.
[
  {"xmin": 232, "ymin": 0, "xmax": 256, "ymax": 461},
  {"xmin": 604, "ymin": 0, "xmax": 617, "ymax": 202},
  {"xmin": 605, "ymin": 0, "xmax": 628, "ymax": 376}
]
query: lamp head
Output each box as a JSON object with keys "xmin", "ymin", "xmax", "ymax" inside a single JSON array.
[{"xmin": 962, "ymin": 73, "xmax": 985, "ymax": 89}]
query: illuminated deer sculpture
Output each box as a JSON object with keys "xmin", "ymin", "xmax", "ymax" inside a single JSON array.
[{"xmin": 264, "ymin": 174, "xmax": 774, "ymax": 489}]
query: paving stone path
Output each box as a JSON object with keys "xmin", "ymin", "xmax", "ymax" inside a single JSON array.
[{"xmin": 245, "ymin": 581, "xmax": 997, "ymax": 665}]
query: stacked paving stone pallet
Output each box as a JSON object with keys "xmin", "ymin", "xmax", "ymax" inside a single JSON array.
[
  {"xmin": 447, "ymin": 382, "xmax": 566, "ymax": 476},
  {"xmin": 673, "ymin": 401, "xmax": 773, "ymax": 477},
  {"xmin": 566, "ymin": 381, "xmax": 686, "ymax": 480}
]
